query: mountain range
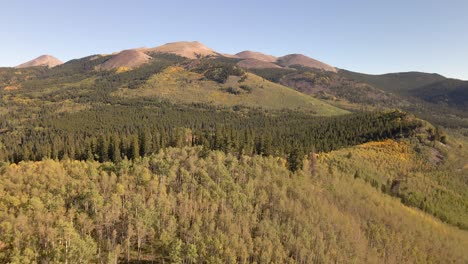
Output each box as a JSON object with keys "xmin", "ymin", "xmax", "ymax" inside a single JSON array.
[
  {"xmin": 14, "ymin": 41, "xmax": 338, "ymax": 72},
  {"xmin": 10, "ymin": 41, "xmax": 467, "ymax": 124}
]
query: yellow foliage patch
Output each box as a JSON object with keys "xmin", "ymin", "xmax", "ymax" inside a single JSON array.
[
  {"xmin": 359, "ymin": 139, "xmax": 406, "ymax": 150},
  {"xmin": 4, "ymin": 85, "xmax": 19, "ymax": 91},
  {"xmin": 11, "ymin": 96, "xmax": 34, "ymax": 105},
  {"xmin": 358, "ymin": 139, "xmax": 410, "ymax": 161},
  {"xmin": 115, "ymin": 67, "xmax": 130, "ymax": 73},
  {"xmin": 165, "ymin": 66, "xmax": 184, "ymax": 73}
]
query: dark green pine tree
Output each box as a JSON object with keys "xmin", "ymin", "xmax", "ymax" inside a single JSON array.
[
  {"xmin": 85, "ymin": 142, "xmax": 94, "ymax": 161},
  {"xmin": 97, "ymin": 135, "xmax": 109, "ymax": 162},
  {"xmin": 139, "ymin": 129, "xmax": 151, "ymax": 157},
  {"xmin": 287, "ymin": 145, "xmax": 303, "ymax": 172},
  {"xmin": 130, "ymin": 136, "xmax": 140, "ymax": 160},
  {"xmin": 109, "ymin": 135, "xmax": 121, "ymax": 163}
]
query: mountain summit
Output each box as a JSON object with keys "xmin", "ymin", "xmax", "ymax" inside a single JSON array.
[
  {"xmin": 235, "ymin": 51, "xmax": 278, "ymax": 62},
  {"xmin": 146, "ymin": 41, "xmax": 218, "ymax": 59},
  {"xmin": 16, "ymin": 55, "xmax": 63, "ymax": 68}
]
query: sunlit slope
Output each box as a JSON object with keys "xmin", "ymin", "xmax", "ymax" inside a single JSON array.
[
  {"xmin": 319, "ymin": 135, "xmax": 468, "ymax": 229},
  {"xmin": 113, "ymin": 66, "xmax": 347, "ymax": 115}
]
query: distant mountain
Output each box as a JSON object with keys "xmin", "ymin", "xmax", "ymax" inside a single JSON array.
[
  {"xmin": 336, "ymin": 70, "xmax": 468, "ymax": 126},
  {"xmin": 146, "ymin": 41, "xmax": 218, "ymax": 59},
  {"xmin": 233, "ymin": 51, "xmax": 337, "ymax": 72},
  {"xmin": 339, "ymin": 70, "xmax": 447, "ymax": 93},
  {"xmin": 98, "ymin": 49, "xmax": 151, "ymax": 70},
  {"xmin": 277, "ymin": 54, "xmax": 337, "ymax": 72},
  {"xmin": 16, "ymin": 55, "xmax": 63, "ymax": 68},
  {"xmin": 235, "ymin": 51, "xmax": 277, "ymax": 62},
  {"xmin": 410, "ymin": 79, "xmax": 468, "ymax": 110}
]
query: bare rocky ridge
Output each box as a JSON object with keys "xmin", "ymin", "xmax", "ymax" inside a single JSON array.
[
  {"xmin": 16, "ymin": 55, "xmax": 63, "ymax": 68},
  {"xmin": 98, "ymin": 49, "xmax": 151, "ymax": 70}
]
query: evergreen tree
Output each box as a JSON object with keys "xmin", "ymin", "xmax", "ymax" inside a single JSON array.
[{"xmin": 130, "ymin": 136, "xmax": 140, "ymax": 160}]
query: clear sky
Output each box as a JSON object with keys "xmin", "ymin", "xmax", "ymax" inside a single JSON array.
[{"xmin": 1, "ymin": 0, "xmax": 467, "ymax": 79}]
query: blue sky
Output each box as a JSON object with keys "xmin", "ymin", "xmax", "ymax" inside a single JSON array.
[{"xmin": 1, "ymin": 0, "xmax": 467, "ymax": 79}]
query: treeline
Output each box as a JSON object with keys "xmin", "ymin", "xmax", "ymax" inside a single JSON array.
[{"xmin": 0, "ymin": 102, "xmax": 420, "ymax": 170}]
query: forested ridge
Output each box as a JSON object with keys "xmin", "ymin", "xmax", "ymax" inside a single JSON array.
[{"xmin": 0, "ymin": 101, "xmax": 418, "ymax": 170}]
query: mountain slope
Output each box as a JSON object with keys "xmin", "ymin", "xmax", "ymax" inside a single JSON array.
[
  {"xmin": 237, "ymin": 58, "xmax": 282, "ymax": 69},
  {"xmin": 16, "ymin": 55, "xmax": 63, "ymax": 68},
  {"xmin": 113, "ymin": 66, "xmax": 347, "ymax": 115},
  {"xmin": 278, "ymin": 54, "xmax": 337, "ymax": 72},
  {"xmin": 248, "ymin": 67, "xmax": 402, "ymax": 111},
  {"xmin": 98, "ymin": 49, "xmax": 151, "ymax": 70}
]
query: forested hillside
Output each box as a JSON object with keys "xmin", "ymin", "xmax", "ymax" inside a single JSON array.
[
  {"xmin": 0, "ymin": 101, "xmax": 419, "ymax": 167},
  {"xmin": 409, "ymin": 79, "xmax": 468, "ymax": 110},
  {"xmin": 248, "ymin": 67, "xmax": 468, "ymax": 128},
  {"xmin": 338, "ymin": 70, "xmax": 447, "ymax": 93},
  {"xmin": 1, "ymin": 146, "xmax": 467, "ymax": 263}
]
